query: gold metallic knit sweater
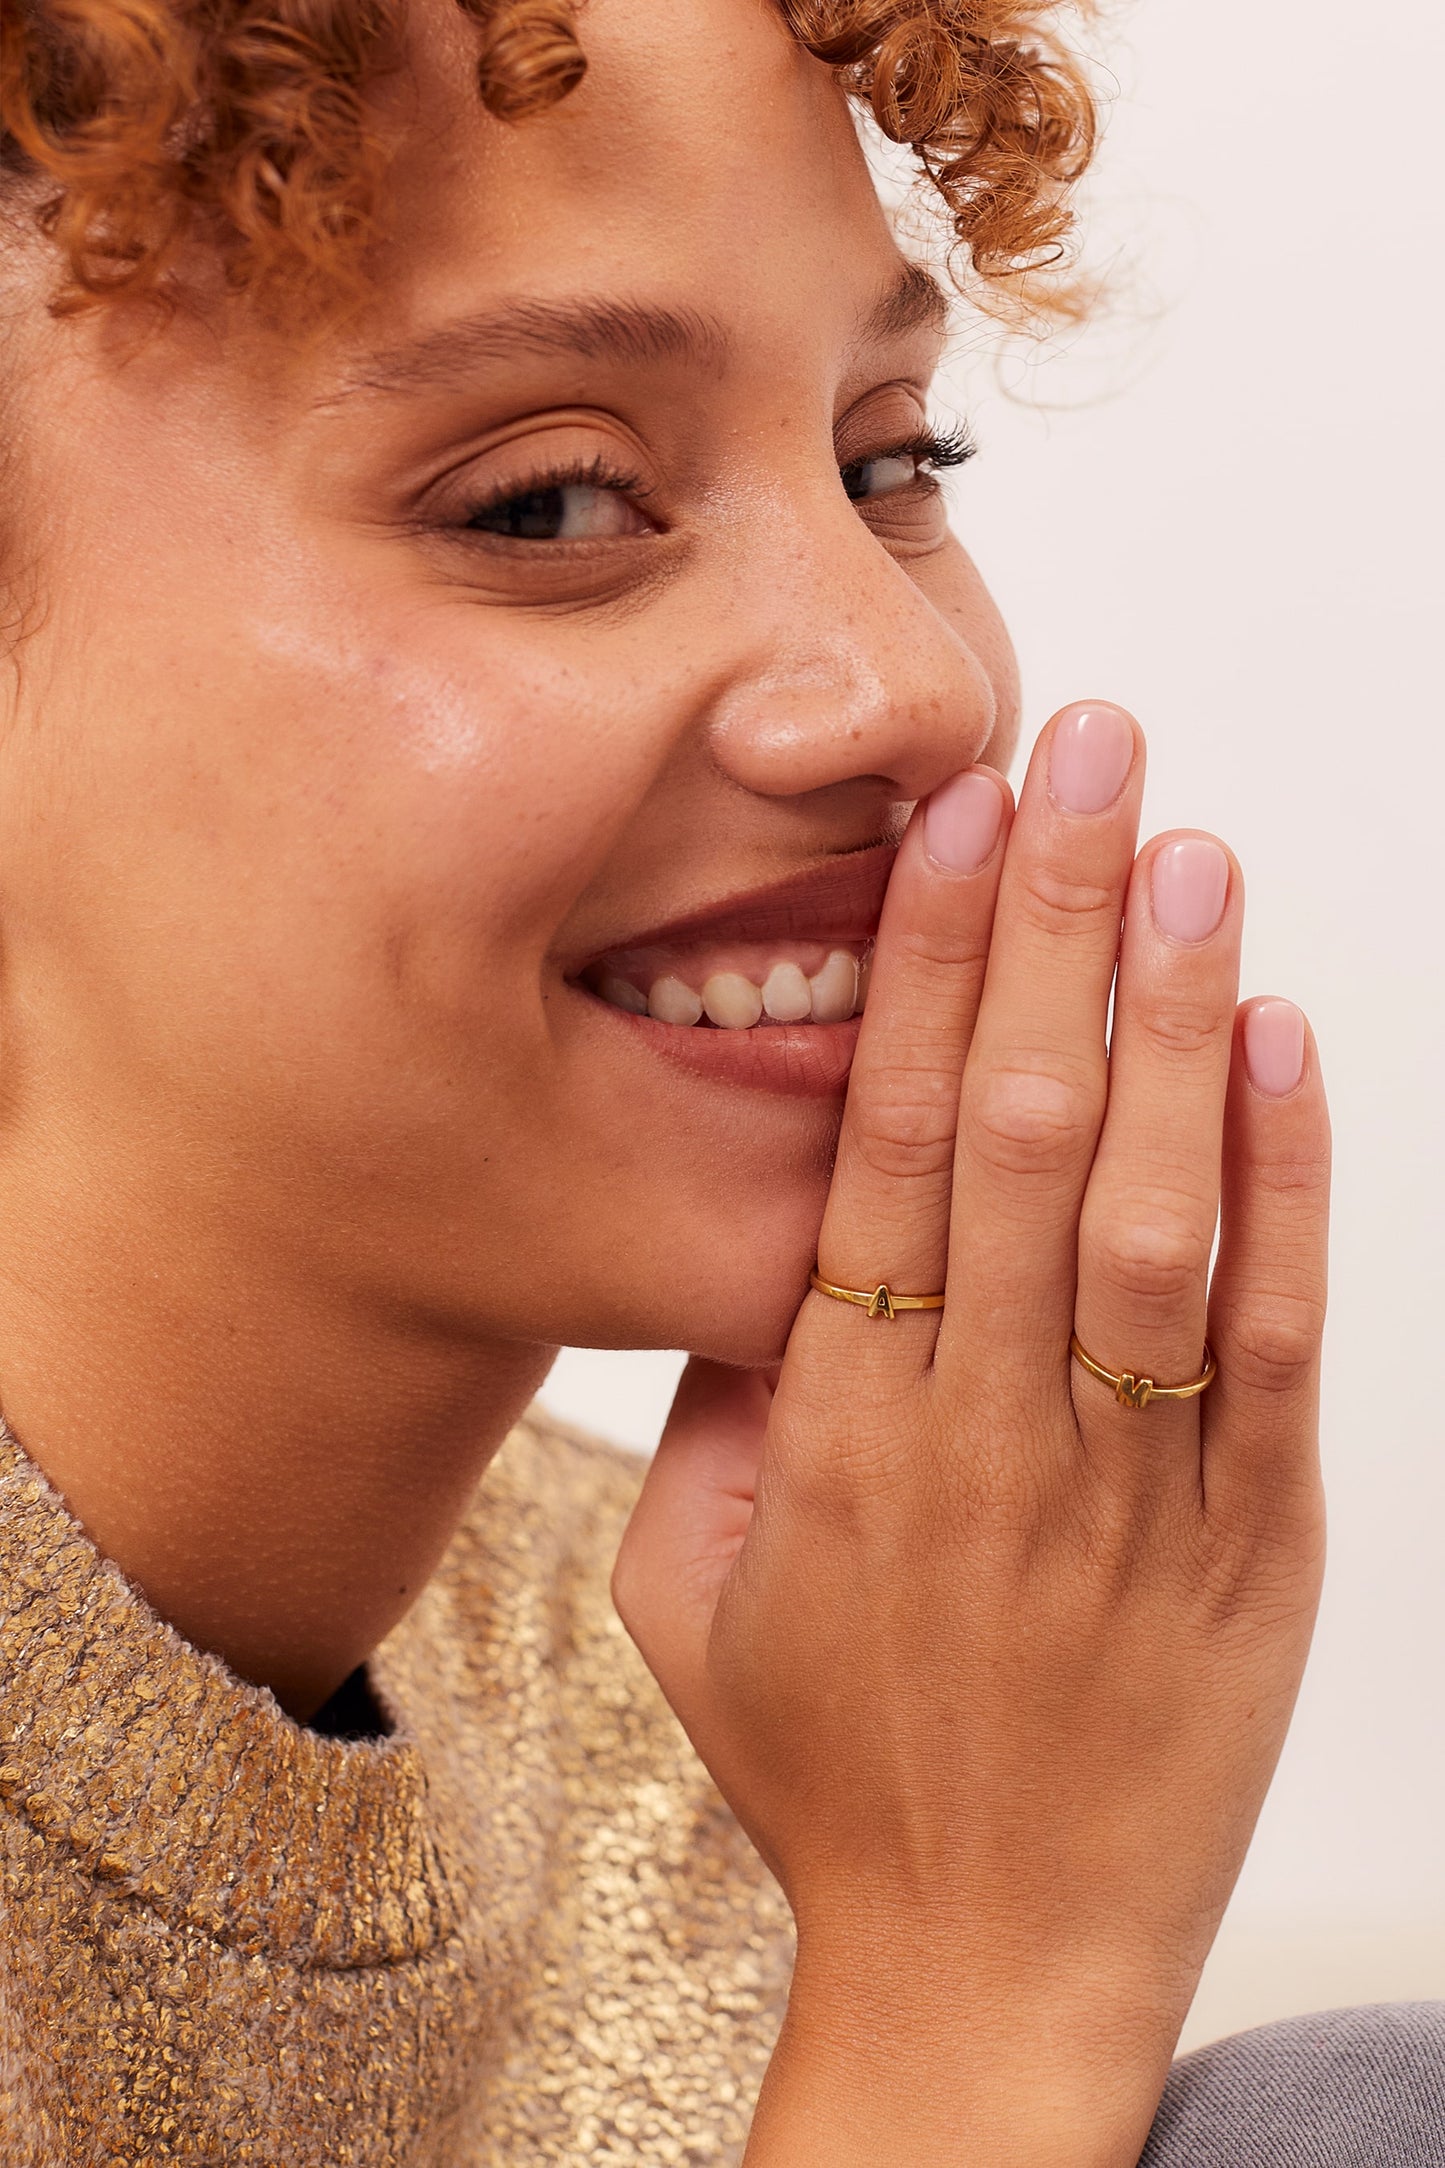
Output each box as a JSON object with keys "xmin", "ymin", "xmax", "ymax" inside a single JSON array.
[{"xmin": 0, "ymin": 1406, "xmax": 794, "ymax": 2164}]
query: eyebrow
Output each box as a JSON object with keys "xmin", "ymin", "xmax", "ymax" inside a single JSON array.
[
  {"xmin": 328, "ymin": 259, "xmax": 951, "ymax": 404},
  {"xmin": 331, "ymin": 297, "xmax": 729, "ymax": 401},
  {"xmin": 860, "ymin": 259, "xmax": 951, "ymax": 345}
]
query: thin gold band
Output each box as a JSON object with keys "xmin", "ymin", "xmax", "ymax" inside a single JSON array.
[
  {"xmin": 1070, "ymin": 1332, "xmax": 1217, "ymax": 1410},
  {"xmin": 809, "ymin": 1268, "xmax": 946, "ymax": 1322}
]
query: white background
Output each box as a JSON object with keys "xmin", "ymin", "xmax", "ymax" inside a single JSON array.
[{"xmin": 545, "ymin": 0, "xmax": 1445, "ymax": 2046}]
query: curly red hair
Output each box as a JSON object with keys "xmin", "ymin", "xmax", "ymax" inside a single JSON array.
[{"xmin": 0, "ymin": 0, "xmax": 1098, "ymax": 325}]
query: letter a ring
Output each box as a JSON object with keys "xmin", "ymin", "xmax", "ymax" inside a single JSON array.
[{"xmin": 809, "ymin": 1267, "xmax": 946, "ymax": 1321}]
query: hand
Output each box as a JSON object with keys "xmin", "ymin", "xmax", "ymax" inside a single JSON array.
[{"xmin": 612, "ymin": 702, "xmax": 1331, "ymax": 2164}]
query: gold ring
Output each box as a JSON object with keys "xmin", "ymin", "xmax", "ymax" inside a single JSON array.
[
  {"xmin": 809, "ymin": 1268, "xmax": 945, "ymax": 1321},
  {"xmin": 1070, "ymin": 1331, "xmax": 1217, "ymax": 1410}
]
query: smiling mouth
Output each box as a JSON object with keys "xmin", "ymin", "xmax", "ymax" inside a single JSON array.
[
  {"xmin": 583, "ymin": 940, "xmax": 871, "ymax": 1028},
  {"xmin": 568, "ymin": 841, "xmax": 894, "ymax": 1032}
]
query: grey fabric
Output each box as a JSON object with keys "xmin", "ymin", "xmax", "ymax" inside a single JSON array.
[{"xmin": 1141, "ymin": 2004, "xmax": 1445, "ymax": 2166}]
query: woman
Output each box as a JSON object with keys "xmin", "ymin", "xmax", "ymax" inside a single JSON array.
[{"xmin": 0, "ymin": 0, "xmax": 1439, "ymax": 2161}]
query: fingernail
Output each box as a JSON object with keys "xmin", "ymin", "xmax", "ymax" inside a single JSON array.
[
  {"xmin": 1151, "ymin": 838, "xmax": 1230, "ymax": 943},
  {"xmin": 923, "ymin": 769, "xmax": 1006, "ymax": 874},
  {"xmin": 1244, "ymin": 999, "xmax": 1306, "ymax": 1096},
  {"xmin": 1048, "ymin": 703, "xmax": 1136, "ymax": 815}
]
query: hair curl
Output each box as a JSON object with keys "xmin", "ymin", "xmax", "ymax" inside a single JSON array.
[{"xmin": 0, "ymin": 0, "xmax": 1098, "ymax": 327}]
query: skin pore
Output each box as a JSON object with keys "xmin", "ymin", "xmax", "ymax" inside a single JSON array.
[{"xmin": 0, "ymin": 0, "xmax": 1017, "ymax": 1717}]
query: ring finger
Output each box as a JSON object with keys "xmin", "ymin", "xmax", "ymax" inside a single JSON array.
[{"xmin": 1073, "ymin": 831, "xmax": 1243, "ymax": 1466}]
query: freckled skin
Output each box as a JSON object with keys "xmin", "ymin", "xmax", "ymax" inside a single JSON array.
[{"xmin": 0, "ymin": 0, "xmax": 1017, "ymax": 1713}]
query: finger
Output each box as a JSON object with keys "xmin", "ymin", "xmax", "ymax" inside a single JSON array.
[
  {"xmin": 1204, "ymin": 1000, "xmax": 1331, "ymax": 1515},
  {"xmin": 1072, "ymin": 834, "xmax": 1242, "ymax": 1466},
  {"xmin": 939, "ymin": 702, "xmax": 1144, "ymax": 1380},
  {"xmin": 610, "ymin": 1357, "xmax": 772, "ymax": 1728},
  {"xmin": 803, "ymin": 765, "xmax": 1012, "ymax": 1363}
]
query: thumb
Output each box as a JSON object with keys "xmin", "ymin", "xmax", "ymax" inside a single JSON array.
[{"xmin": 611, "ymin": 1356, "xmax": 773, "ymax": 1719}]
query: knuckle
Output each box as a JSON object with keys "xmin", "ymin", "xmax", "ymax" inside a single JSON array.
[
  {"xmin": 848, "ymin": 1061, "xmax": 959, "ymax": 1184},
  {"xmin": 1016, "ymin": 863, "xmax": 1120, "ymax": 939},
  {"xmin": 892, "ymin": 922, "xmax": 991, "ymax": 979},
  {"xmin": 1252, "ymin": 1143, "xmax": 1333, "ymax": 1202},
  {"xmin": 1218, "ymin": 1290, "xmax": 1326, "ymax": 1391},
  {"xmin": 1088, "ymin": 1192, "xmax": 1214, "ymax": 1303},
  {"xmin": 1133, "ymin": 994, "xmax": 1230, "ymax": 1063},
  {"xmin": 1188, "ymin": 1519, "xmax": 1326, "ymax": 1642},
  {"xmin": 1074, "ymin": 1482, "xmax": 1152, "ymax": 1585},
  {"xmin": 775, "ymin": 1410, "xmax": 927, "ymax": 1525},
  {"xmin": 965, "ymin": 1060, "xmax": 1100, "ymax": 1181}
]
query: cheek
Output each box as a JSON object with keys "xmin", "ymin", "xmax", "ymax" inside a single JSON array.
[
  {"xmin": 209, "ymin": 590, "xmax": 672, "ymax": 993},
  {"xmin": 337, "ymin": 636, "xmax": 639, "ymax": 965},
  {"xmin": 20, "ymin": 556, "xmax": 681, "ymax": 1128},
  {"xmin": 20, "ymin": 407, "xmax": 670, "ymax": 1026}
]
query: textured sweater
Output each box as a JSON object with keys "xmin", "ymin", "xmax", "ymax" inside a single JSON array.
[{"xmin": 0, "ymin": 1405, "xmax": 794, "ymax": 2164}]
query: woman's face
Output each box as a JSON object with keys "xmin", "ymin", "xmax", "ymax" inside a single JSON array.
[{"xmin": 1, "ymin": 0, "xmax": 1017, "ymax": 1368}]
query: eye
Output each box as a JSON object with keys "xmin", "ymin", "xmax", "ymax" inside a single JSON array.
[
  {"xmin": 841, "ymin": 451, "xmax": 917, "ymax": 503},
  {"xmin": 839, "ymin": 425, "xmax": 977, "ymax": 506},
  {"xmin": 466, "ymin": 481, "xmax": 651, "ymax": 541}
]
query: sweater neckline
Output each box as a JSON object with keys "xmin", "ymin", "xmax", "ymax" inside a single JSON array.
[{"xmin": 0, "ymin": 1415, "xmax": 461, "ymax": 1971}]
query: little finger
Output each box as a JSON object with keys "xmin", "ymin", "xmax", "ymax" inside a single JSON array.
[{"xmin": 1204, "ymin": 1000, "xmax": 1331, "ymax": 1522}]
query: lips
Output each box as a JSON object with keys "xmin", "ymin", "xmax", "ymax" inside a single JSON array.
[
  {"xmin": 581, "ymin": 839, "xmax": 896, "ymax": 957},
  {"xmin": 563, "ymin": 842, "xmax": 894, "ymax": 1095}
]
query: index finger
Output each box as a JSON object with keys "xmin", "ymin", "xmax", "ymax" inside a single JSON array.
[{"xmin": 800, "ymin": 765, "xmax": 1012, "ymax": 1366}]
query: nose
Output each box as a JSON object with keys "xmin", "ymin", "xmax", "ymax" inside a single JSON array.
[{"xmin": 703, "ymin": 491, "xmax": 1009, "ymax": 806}]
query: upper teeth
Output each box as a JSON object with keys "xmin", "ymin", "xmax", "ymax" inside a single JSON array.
[
  {"xmin": 593, "ymin": 946, "xmax": 867, "ymax": 1028},
  {"xmin": 807, "ymin": 950, "xmax": 859, "ymax": 1023},
  {"xmin": 702, "ymin": 972, "xmax": 763, "ymax": 1029},
  {"xmin": 648, "ymin": 974, "xmax": 704, "ymax": 1025},
  {"xmin": 760, "ymin": 961, "xmax": 812, "ymax": 1022}
]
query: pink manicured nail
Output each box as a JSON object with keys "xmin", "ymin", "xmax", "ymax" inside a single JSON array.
[
  {"xmin": 923, "ymin": 769, "xmax": 1006, "ymax": 873},
  {"xmin": 1151, "ymin": 838, "xmax": 1230, "ymax": 943},
  {"xmin": 1048, "ymin": 703, "xmax": 1136, "ymax": 815},
  {"xmin": 1244, "ymin": 1000, "xmax": 1306, "ymax": 1096}
]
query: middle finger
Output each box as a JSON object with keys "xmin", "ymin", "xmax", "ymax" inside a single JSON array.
[{"xmin": 939, "ymin": 701, "xmax": 1144, "ymax": 1379}]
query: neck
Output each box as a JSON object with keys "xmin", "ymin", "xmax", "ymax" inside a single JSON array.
[{"xmin": 0, "ymin": 1137, "xmax": 556, "ymax": 1722}]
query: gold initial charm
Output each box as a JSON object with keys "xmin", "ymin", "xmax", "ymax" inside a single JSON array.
[
  {"xmin": 1070, "ymin": 1331, "xmax": 1216, "ymax": 1409},
  {"xmin": 809, "ymin": 1268, "xmax": 946, "ymax": 1319}
]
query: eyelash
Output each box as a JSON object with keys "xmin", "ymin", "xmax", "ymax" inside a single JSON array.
[
  {"xmin": 461, "ymin": 453, "xmax": 651, "ymax": 532},
  {"xmin": 458, "ymin": 425, "xmax": 978, "ymax": 534},
  {"xmin": 866, "ymin": 423, "xmax": 979, "ymax": 479}
]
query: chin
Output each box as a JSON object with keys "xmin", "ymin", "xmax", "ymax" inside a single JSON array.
[
  {"xmin": 678, "ymin": 1160, "xmax": 835, "ymax": 1365},
  {"xmin": 548, "ymin": 1173, "xmax": 829, "ymax": 1370},
  {"xmin": 681, "ymin": 1302, "xmax": 801, "ymax": 1371}
]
